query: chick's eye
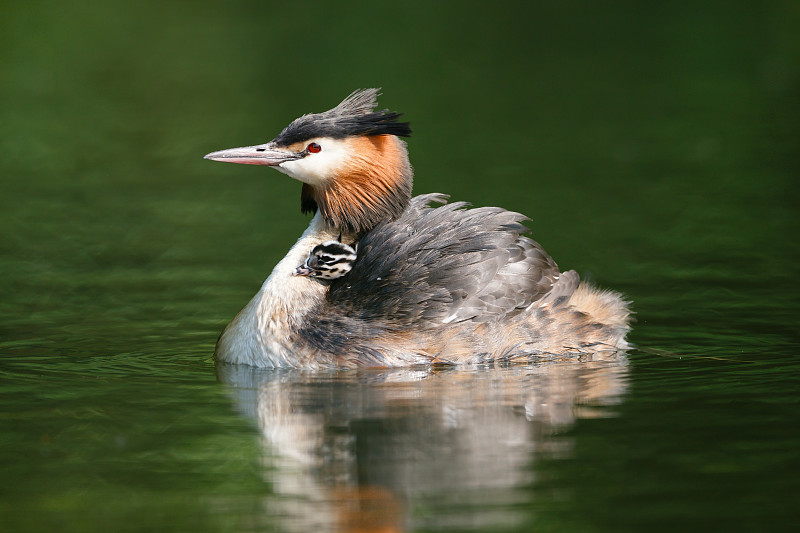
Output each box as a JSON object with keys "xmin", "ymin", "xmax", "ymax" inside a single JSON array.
[{"xmin": 307, "ymin": 142, "xmax": 321, "ymax": 153}]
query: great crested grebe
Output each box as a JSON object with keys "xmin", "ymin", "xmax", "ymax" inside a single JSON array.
[{"xmin": 205, "ymin": 89, "xmax": 631, "ymax": 368}]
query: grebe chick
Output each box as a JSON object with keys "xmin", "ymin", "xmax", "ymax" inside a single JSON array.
[
  {"xmin": 294, "ymin": 240, "xmax": 357, "ymax": 280},
  {"xmin": 205, "ymin": 89, "xmax": 631, "ymax": 368}
]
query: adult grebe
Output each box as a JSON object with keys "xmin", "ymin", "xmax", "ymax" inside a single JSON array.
[{"xmin": 205, "ymin": 89, "xmax": 630, "ymax": 368}]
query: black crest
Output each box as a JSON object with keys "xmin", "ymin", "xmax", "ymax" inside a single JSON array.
[{"xmin": 272, "ymin": 88, "xmax": 412, "ymax": 147}]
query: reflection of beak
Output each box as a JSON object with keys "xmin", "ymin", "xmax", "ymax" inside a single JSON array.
[
  {"xmin": 204, "ymin": 143, "xmax": 301, "ymax": 166},
  {"xmin": 293, "ymin": 265, "xmax": 314, "ymax": 277}
]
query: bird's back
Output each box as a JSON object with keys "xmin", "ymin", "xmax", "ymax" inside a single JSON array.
[
  {"xmin": 293, "ymin": 194, "xmax": 624, "ymax": 365},
  {"xmin": 331, "ymin": 193, "xmax": 563, "ymax": 325}
]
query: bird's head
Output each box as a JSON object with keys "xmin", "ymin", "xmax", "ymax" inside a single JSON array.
[{"xmin": 204, "ymin": 89, "xmax": 413, "ymax": 235}]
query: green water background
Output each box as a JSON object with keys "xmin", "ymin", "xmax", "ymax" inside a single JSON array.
[{"xmin": 1, "ymin": 1, "xmax": 798, "ymax": 531}]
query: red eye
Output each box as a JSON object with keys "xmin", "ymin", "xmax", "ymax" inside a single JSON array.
[{"xmin": 307, "ymin": 142, "xmax": 321, "ymax": 153}]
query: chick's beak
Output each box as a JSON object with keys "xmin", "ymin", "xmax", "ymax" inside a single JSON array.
[
  {"xmin": 203, "ymin": 143, "xmax": 300, "ymax": 166},
  {"xmin": 293, "ymin": 264, "xmax": 314, "ymax": 277}
]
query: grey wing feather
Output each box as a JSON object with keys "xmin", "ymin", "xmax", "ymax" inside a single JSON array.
[{"xmin": 326, "ymin": 194, "xmax": 567, "ymax": 327}]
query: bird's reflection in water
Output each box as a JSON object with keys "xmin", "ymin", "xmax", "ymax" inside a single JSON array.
[{"xmin": 217, "ymin": 353, "xmax": 629, "ymax": 532}]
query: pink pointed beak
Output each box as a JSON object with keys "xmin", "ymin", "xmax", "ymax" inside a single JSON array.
[{"xmin": 203, "ymin": 143, "xmax": 301, "ymax": 166}]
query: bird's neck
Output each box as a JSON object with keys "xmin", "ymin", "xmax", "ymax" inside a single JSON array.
[
  {"xmin": 215, "ymin": 212, "xmax": 339, "ymax": 367},
  {"xmin": 301, "ymin": 135, "xmax": 413, "ymax": 235}
]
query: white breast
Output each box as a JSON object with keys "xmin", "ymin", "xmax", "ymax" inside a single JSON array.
[{"xmin": 214, "ymin": 212, "xmax": 340, "ymax": 367}]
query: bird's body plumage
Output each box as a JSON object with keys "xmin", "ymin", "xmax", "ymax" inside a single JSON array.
[{"xmin": 206, "ymin": 89, "xmax": 630, "ymax": 368}]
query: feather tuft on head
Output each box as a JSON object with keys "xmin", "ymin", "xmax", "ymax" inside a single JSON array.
[{"xmin": 273, "ymin": 88, "xmax": 412, "ymax": 147}]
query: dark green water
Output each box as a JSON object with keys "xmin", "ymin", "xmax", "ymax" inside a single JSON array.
[{"xmin": 1, "ymin": 1, "xmax": 798, "ymax": 531}]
